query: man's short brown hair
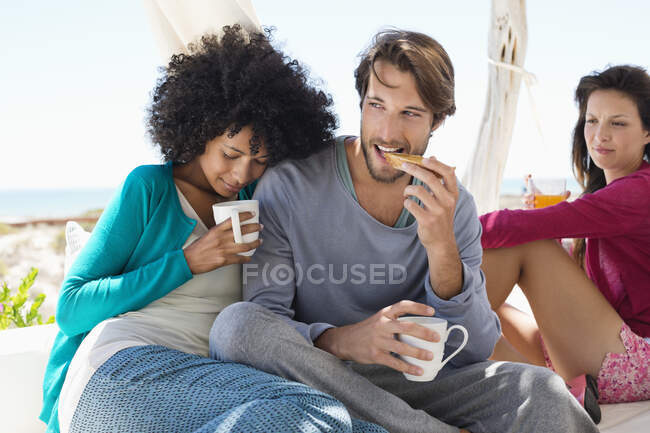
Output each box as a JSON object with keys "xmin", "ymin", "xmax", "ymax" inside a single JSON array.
[{"xmin": 355, "ymin": 29, "xmax": 456, "ymax": 126}]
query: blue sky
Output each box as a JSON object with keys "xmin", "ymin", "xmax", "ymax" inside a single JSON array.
[{"xmin": 1, "ymin": 0, "xmax": 648, "ymax": 189}]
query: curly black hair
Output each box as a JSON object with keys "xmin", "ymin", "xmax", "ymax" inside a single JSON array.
[{"xmin": 147, "ymin": 25, "xmax": 337, "ymax": 165}]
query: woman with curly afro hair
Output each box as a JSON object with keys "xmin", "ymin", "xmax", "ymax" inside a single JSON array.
[{"xmin": 40, "ymin": 25, "xmax": 387, "ymax": 433}]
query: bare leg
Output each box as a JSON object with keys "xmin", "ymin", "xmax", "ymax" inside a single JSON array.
[
  {"xmin": 482, "ymin": 239, "xmax": 625, "ymax": 381},
  {"xmin": 490, "ymin": 334, "xmax": 532, "ymax": 364},
  {"xmin": 495, "ymin": 303, "xmax": 546, "ymax": 366},
  {"xmin": 490, "ymin": 303, "xmax": 545, "ymax": 366}
]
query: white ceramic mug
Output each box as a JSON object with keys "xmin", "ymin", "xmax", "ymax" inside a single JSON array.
[
  {"xmin": 212, "ymin": 200, "xmax": 259, "ymax": 257},
  {"xmin": 397, "ymin": 316, "xmax": 469, "ymax": 381}
]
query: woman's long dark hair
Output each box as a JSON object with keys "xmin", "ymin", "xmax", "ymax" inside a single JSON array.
[{"xmin": 571, "ymin": 65, "xmax": 650, "ymax": 267}]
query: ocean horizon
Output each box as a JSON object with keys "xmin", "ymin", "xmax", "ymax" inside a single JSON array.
[
  {"xmin": 0, "ymin": 188, "xmax": 116, "ymax": 221},
  {"xmin": 0, "ymin": 178, "xmax": 582, "ymax": 221}
]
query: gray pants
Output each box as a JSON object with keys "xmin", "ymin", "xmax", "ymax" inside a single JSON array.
[{"xmin": 210, "ymin": 302, "xmax": 598, "ymax": 433}]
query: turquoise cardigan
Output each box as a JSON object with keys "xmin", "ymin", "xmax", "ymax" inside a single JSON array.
[{"xmin": 40, "ymin": 162, "xmax": 255, "ymax": 432}]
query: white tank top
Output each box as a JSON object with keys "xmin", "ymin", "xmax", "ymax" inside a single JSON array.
[{"xmin": 58, "ymin": 186, "xmax": 242, "ymax": 432}]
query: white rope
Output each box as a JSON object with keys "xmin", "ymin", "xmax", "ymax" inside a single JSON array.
[{"xmin": 487, "ymin": 58, "xmax": 545, "ymax": 145}]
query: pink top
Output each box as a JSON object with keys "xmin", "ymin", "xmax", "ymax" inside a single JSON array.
[{"xmin": 480, "ymin": 161, "xmax": 650, "ymax": 338}]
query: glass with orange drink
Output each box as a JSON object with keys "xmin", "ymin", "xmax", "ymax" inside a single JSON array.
[{"xmin": 527, "ymin": 177, "xmax": 567, "ymax": 209}]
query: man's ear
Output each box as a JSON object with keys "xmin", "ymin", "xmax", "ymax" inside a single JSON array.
[{"xmin": 430, "ymin": 119, "xmax": 444, "ymax": 134}]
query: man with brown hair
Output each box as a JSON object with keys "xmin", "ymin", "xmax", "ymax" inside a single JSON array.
[{"xmin": 210, "ymin": 29, "xmax": 598, "ymax": 433}]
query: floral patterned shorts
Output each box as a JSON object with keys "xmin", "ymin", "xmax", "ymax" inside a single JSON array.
[{"xmin": 541, "ymin": 323, "xmax": 650, "ymax": 404}]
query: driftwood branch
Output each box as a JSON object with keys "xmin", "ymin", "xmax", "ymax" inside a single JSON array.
[{"xmin": 462, "ymin": 0, "xmax": 528, "ymax": 214}]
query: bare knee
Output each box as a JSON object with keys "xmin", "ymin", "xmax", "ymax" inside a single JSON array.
[
  {"xmin": 482, "ymin": 245, "xmax": 530, "ymax": 309},
  {"xmin": 518, "ymin": 239, "xmax": 571, "ymax": 291}
]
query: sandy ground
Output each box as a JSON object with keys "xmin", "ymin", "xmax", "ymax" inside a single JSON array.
[
  {"xmin": 0, "ymin": 224, "xmax": 65, "ymax": 321},
  {"xmin": 0, "ymin": 195, "xmax": 528, "ymax": 325}
]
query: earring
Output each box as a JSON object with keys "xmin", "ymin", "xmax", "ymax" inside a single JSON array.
[{"xmin": 585, "ymin": 154, "xmax": 591, "ymax": 171}]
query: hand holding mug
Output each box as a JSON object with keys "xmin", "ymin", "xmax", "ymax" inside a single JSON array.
[
  {"xmin": 184, "ymin": 201, "xmax": 262, "ymax": 274},
  {"xmin": 397, "ymin": 316, "xmax": 468, "ymax": 381},
  {"xmin": 212, "ymin": 200, "xmax": 261, "ymax": 257},
  {"xmin": 314, "ymin": 300, "xmax": 440, "ymax": 377}
]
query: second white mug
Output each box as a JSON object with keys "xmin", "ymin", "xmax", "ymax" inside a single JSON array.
[{"xmin": 397, "ymin": 316, "xmax": 469, "ymax": 382}]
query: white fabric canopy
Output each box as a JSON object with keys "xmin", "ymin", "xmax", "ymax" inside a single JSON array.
[{"xmin": 142, "ymin": 0, "xmax": 261, "ymax": 62}]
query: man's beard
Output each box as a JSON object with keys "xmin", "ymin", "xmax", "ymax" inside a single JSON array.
[{"xmin": 360, "ymin": 135, "xmax": 408, "ymax": 184}]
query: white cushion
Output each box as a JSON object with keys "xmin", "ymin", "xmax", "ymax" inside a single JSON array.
[
  {"xmin": 0, "ymin": 324, "xmax": 58, "ymax": 433},
  {"xmin": 63, "ymin": 221, "xmax": 91, "ymax": 276},
  {"xmin": 600, "ymin": 401, "xmax": 650, "ymax": 432},
  {"xmin": 0, "ymin": 221, "xmax": 89, "ymax": 432}
]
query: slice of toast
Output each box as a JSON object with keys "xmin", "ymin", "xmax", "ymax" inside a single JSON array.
[{"xmin": 384, "ymin": 153, "xmax": 442, "ymax": 178}]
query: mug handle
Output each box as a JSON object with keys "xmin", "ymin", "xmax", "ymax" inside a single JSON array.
[
  {"xmin": 230, "ymin": 209, "xmax": 243, "ymax": 244},
  {"xmin": 438, "ymin": 324, "xmax": 469, "ymax": 369}
]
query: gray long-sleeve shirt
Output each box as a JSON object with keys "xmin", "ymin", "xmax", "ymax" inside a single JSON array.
[{"xmin": 244, "ymin": 142, "xmax": 501, "ymax": 366}]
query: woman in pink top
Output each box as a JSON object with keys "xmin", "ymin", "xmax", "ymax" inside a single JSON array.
[{"xmin": 480, "ymin": 65, "xmax": 650, "ymax": 421}]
